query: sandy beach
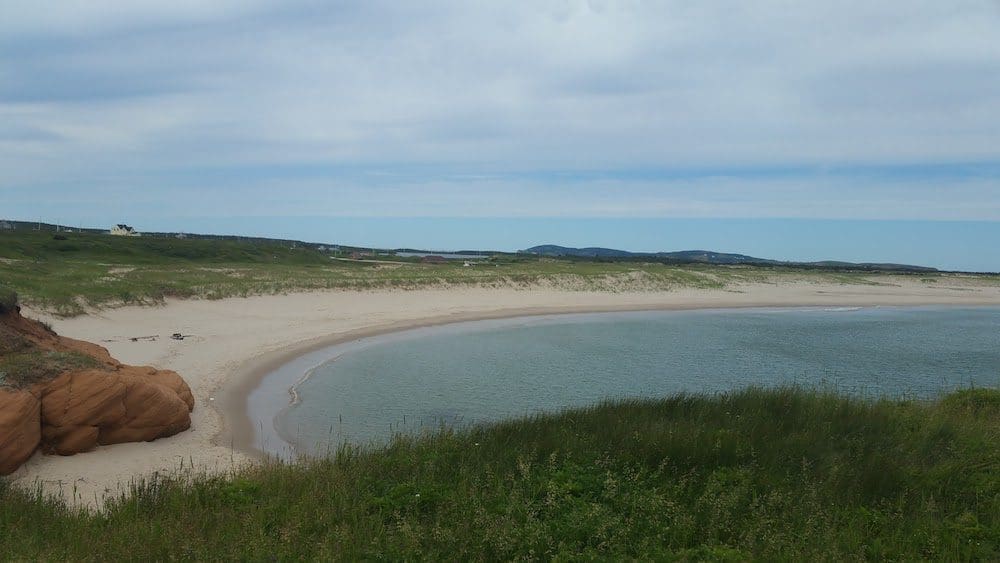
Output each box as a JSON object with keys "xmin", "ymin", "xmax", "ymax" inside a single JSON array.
[{"xmin": 10, "ymin": 277, "xmax": 1000, "ymax": 507}]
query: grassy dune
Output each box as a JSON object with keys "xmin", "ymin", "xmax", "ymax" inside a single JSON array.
[
  {"xmin": 2, "ymin": 387, "xmax": 997, "ymax": 560},
  {"xmin": 0, "ymin": 230, "xmax": 956, "ymax": 316}
]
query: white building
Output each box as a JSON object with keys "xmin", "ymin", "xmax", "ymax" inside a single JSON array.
[{"xmin": 110, "ymin": 224, "xmax": 140, "ymax": 236}]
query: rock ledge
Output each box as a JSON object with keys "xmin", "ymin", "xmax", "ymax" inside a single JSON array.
[{"xmin": 0, "ymin": 302, "xmax": 194, "ymax": 475}]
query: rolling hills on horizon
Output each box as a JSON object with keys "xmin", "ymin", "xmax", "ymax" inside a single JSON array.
[
  {"xmin": 521, "ymin": 245, "xmax": 940, "ymax": 273},
  {"xmin": 0, "ymin": 218, "xmax": 944, "ymax": 273}
]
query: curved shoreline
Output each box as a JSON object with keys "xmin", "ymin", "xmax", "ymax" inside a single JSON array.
[
  {"xmin": 14, "ymin": 280, "xmax": 1000, "ymax": 508},
  {"xmin": 221, "ymin": 301, "xmax": 1000, "ymax": 460},
  {"xmin": 219, "ymin": 302, "xmax": 751, "ymax": 459},
  {"xmin": 261, "ymin": 305, "xmax": 861, "ymax": 457}
]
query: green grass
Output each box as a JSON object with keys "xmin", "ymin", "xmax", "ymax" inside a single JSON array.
[
  {"xmin": 0, "ymin": 286, "xmax": 104, "ymax": 388},
  {"xmin": 0, "ymin": 349, "xmax": 102, "ymax": 389},
  {"xmin": 2, "ymin": 387, "xmax": 997, "ymax": 560},
  {"xmin": 2, "ymin": 230, "xmax": 967, "ymax": 317}
]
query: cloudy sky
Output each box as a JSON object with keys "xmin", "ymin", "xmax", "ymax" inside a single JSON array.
[{"xmin": 2, "ymin": 1, "xmax": 1000, "ymax": 268}]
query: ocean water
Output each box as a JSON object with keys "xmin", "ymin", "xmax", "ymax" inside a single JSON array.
[{"xmin": 262, "ymin": 307, "xmax": 1000, "ymax": 456}]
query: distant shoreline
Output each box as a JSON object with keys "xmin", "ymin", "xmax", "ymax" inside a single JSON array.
[
  {"xmin": 219, "ymin": 279, "xmax": 1000, "ymax": 460},
  {"xmin": 12, "ymin": 278, "xmax": 1000, "ymax": 508}
]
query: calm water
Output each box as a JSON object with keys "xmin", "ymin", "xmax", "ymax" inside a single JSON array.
[{"xmin": 264, "ymin": 307, "xmax": 1000, "ymax": 456}]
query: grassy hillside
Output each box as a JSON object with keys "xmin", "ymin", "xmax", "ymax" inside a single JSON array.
[
  {"xmin": 4, "ymin": 230, "xmax": 998, "ymax": 317},
  {"xmin": 1, "ymin": 230, "xmax": 928, "ymax": 316},
  {"xmin": 0, "ymin": 231, "xmax": 340, "ymax": 315},
  {"xmin": 2, "ymin": 387, "xmax": 997, "ymax": 560}
]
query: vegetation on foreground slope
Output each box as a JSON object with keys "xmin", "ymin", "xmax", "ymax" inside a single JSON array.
[
  {"xmin": 2, "ymin": 230, "xmax": 984, "ymax": 316},
  {"xmin": 2, "ymin": 387, "xmax": 997, "ymax": 560},
  {"xmin": 0, "ymin": 290, "xmax": 101, "ymax": 389}
]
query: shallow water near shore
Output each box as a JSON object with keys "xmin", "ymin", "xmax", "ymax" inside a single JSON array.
[{"xmin": 255, "ymin": 306, "xmax": 1000, "ymax": 457}]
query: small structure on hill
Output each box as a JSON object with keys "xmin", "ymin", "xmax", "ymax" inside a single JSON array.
[{"xmin": 110, "ymin": 224, "xmax": 140, "ymax": 237}]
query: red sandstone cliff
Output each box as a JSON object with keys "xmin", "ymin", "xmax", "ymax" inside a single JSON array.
[{"xmin": 0, "ymin": 301, "xmax": 194, "ymax": 475}]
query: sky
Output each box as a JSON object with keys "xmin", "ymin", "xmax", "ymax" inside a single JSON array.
[{"xmin": 2, "ymin": 1, "xmax": 999, "ymax": 270}]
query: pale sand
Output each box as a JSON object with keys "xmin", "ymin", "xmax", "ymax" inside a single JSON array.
[{"xmin": 10, "ymin": 277, "xmax": 1000, "ymax": 507}]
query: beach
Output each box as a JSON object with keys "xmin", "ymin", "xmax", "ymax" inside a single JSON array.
[{"xmin": 11, "ymin": 277, "xmax": 1000, "ymax": 507}]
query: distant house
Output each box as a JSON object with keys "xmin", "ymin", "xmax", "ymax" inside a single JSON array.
[
  {"xmin": 0, "ymin": 221, "xmax": 13, "ymax": 231},
  {"xmin": 421, "ymin": 255, "xmax": 447, "ymax": 264},
  {"xmin": 175, "ymin": 233, "xmax": 187, "ymax": 239},
  {"xmin": 110, "ymin": 224, "xmax": 140, "ymax": 237}
]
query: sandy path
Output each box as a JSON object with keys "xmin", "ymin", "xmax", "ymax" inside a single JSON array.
[{"xmin": 10, "ymin": 278, "xmax": 1000, "ymax": 508}]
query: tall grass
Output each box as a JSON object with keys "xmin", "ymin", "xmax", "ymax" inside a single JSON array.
[
  {"xmin": 2, "ymin": 387, "xmax": 997, "ymax": 560},
  {"xmin": 4, "ymin": 230, "xmax": 967, "ymax": 316}
]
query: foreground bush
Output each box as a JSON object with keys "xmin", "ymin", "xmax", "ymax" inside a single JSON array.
[
  {"xmin": 0, "ymin": 287, "xmax": 16, "ymax": 313},
  {"xmin": 2, "ymin": 387, "xmax": 998, "ymax": 560}
]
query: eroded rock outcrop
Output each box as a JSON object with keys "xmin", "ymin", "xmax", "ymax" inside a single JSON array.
[
  {"xmin": 0, "ymin": 298, "xmax": 194, "ymax": 475},
  {"xmin": 0, "ymin": 386, "xmax": 42, "ymax": 474}
]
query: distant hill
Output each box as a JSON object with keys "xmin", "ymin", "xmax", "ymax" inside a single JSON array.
[
  {"xmin": 521, "ymin": 245, "xmax": 938, "ymax": 273},
  {"xmin": 522, "ymin": 245, "xmax": 778, "ymax": 264},
  {"xmin": 0, "ymin": 220, "xmax": 939, "ymax": 273}
]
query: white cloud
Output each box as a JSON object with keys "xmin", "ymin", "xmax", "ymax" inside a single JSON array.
[{"xmin": 2, "ymin": 0, "xmax": 999, "ymax": 219}]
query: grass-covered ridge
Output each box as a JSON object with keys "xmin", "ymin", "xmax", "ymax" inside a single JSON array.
[
  {"xmin": 0, "ymin": 288, "xmax": 102, "ymax": 388},
  {"xmin": 4, "ymin": 230, "xmax": 990, "ymax": 317},
  {"xmin": 2, "ymin": 387, "xmax": 997, "ymax": 560},
  {"xmin": 0, "ymin": 349, "xmax": 102, "ymax": 389}
]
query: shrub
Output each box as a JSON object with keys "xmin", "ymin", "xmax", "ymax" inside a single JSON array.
[{"xmin": 0, "ymin": 287, "xmax": 17, "ymax": 313}]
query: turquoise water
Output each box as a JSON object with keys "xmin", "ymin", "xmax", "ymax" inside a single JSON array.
[{"xmin": 269, "ymin": 307, "xmax": 1000, "ymax": 455}]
